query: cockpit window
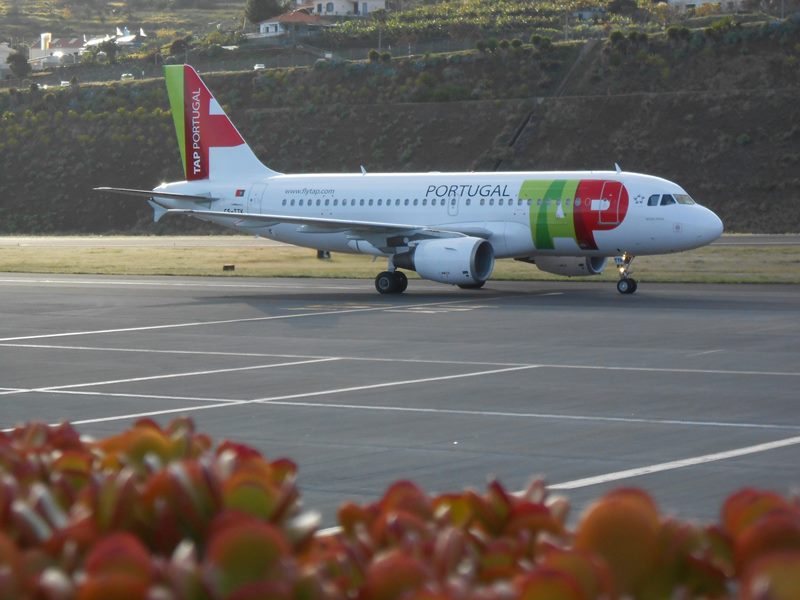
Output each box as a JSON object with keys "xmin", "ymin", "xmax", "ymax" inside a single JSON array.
[
  {"xmin": 675, "ymin": 194, "xmax": 695, "ymax": 205},
  {"xmin": 647, "ymin": 194, "xmax": 660, "ymax": 206},
  {"xmin": 660, "ymin": 194, "xmax": 676, "ymax": 206}
]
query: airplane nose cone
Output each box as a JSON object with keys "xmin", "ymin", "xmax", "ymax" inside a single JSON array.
[{"xmin": 703, "ymin": 208, "xmax": 724, "ymax": 243}]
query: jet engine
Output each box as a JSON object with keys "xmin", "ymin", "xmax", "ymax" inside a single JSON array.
[
  {"xmin": 534, "ymin": 256, "xmax": 607, "ymax": 277},
  {"xmin": 394, "ymin": 237, "xmax": 495, "ymax": 285}
]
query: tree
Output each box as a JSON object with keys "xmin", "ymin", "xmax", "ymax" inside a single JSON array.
[
  {"xmin": 6, "ymin": 52, "xmax": 30, "ymax": 79},
  {"xmin": 98, "ymin": 39, "xmax": 118, "ymax": 64},
  {"xmin": 245, "ymin": 0, "xmax": 287, "ymax": 25}
]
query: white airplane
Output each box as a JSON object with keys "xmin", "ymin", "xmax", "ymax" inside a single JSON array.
[{"xmin": 96, "ymin": 64, "xmax": 723, "ymax": 295}]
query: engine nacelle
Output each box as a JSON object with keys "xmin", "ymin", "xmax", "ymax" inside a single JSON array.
[
  {"xmin": 394, "ymin": 237, "xmax": 495, "ymax": 285},
  {"xmin": 534, "ymin": 256, "xmax": 607, "ymax": 277}
]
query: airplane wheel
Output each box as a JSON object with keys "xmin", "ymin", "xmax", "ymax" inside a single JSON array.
[
  {"xmin": 458, "ymin": 280, "xmax": 486, "ymax": 290},
  {"xmin": 395, "ymin": 271, "xmax": 408, "ymax": 293},
  {"xmin": 375, "ymin": 271, "xmax": 400, "ymax": 294},
  {"xmin": 617, "ymin": 278, "xmax": 637, "ymax": 294}
]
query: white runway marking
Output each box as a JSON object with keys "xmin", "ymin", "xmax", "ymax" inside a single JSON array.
[
  {"xmin": 251, "ymin": 365, "xmax": 538, "ymax": 403},
  {"xmin": 686, "ymin": 349, "xmax": 724, "ymax": 357},
  {"xmin": 0, "ymin": 343, "xmax": 524, "ymax": 368},
  {"xmin": 5, "ymin": 386, "xmax": 798, "ymax": 433},
  {"xmin": 550, "ymin": 435, "xmax": 800, "ymax": 489},
  {"xmin": 33, "ymin": 358, "xmax": 339, "ymax": 393},
  {"xmin": 1, "ymin": 366, "xmax": 539, "ymax": 430},
  {"xmin": 0, "ymin": 298, "xmax": 491, "ymax": 343},
  {"xmin": 1, "ymin": 343, "xmax": 797, "ymax": 378}
]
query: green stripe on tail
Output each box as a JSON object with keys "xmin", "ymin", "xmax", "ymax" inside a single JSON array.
[{"xmin": 164, "ymin": 65, "xmax": 187, "ymax": 179}]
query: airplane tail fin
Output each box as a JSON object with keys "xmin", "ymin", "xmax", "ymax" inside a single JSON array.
[{"xmin": 163, "ymin": 64, "xmax": 277, "ymax": 181}]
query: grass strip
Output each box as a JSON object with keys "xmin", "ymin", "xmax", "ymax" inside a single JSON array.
[{"xmin": 0, "ymin": 238, "xmax": 798, "ymax": 284}]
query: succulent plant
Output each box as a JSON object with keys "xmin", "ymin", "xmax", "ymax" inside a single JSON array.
[{"xmin": 2, "ymin": 420, "xmax": 800, "ymax": 598}]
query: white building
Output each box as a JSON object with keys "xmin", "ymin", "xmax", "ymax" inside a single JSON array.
[
  {"xmin": 667, "ymin": 0, "xmax": 743, "ymax": 12},
  {"xmin": 29, "ymin": 33, "xmax": 83, "ymax": 70},
  {"xmin": 258, "ymin": 11, "xmax": 330, "ymax": 38},
  {"xmin": 0, "ymin": 42, "xmax": 13, "ymax": 78},
  {"xmin": 300, "ymin": 0, "xmax": 385, "ymax": 17}
]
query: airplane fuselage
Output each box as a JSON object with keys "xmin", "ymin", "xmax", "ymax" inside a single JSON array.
[{"xmin": 156, "ymin": 170, "xmax": 723, "ymax": 259}]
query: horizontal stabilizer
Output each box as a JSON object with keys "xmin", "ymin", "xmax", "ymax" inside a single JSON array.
[{"xmin": 94, "ymin": 187, "xmax": 219, "ymax": 202}]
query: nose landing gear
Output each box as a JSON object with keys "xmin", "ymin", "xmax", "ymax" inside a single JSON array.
[{"xmin": 616, "ymin": 253, "xmax": 638, "ymax": 294}]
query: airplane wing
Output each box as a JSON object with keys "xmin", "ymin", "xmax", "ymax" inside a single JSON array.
[
  {"xmin": 164, "ymin": 208, "xmax": 492, "ymax": 245},
  {"xmin": 94, "ymin": 187, "xmax": 492, "ymax": 248}
]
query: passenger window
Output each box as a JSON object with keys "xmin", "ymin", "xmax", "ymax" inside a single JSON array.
[
  {"xmin": 480, "ymin": 199, "xmax": 485, "ymax": 206},
  {"xmin": 526, "ymin": 199, "xmax": 531, "ymax": 206},
  {"xmin": 413, "ymin": 199, "xmax": 418, "ymax": 206},
  {"xmin": 648, "ymin": 194, "xmax": 660, "ymax": 206},
  {"xmin": 316, "ymin": 199, "xmax": 321, "ymax": 206},
  {"xmin": 360, "ymin": 199, "xmax": 365, "ymax": 206},
  {"xmin": 489, "ymin": 199, "xmax": 494, "ymax": 206},
  {"xmin": 368, "ymin": 199, "xmax": 373, "ymax": 206},
  {"xmin": 660, "ymin": 194, "xmax": 676, "ymax": 206},
  {"xmin": 575, "ymin": 198, "xmax": 581, "ymax": 207},
  {"xmin": 441, "ymin": 199, "xmax": 446, "ymax": 206},
  {"xmin": 537, "ymin": 199, "xmax": 542, "ymax": 206},
  {"xmin": 377, "ymin": 199, "xmax": 382, "ymax": 206},
  {"xmin": 404, "ymin": 199, "xmax": 409, "ymax": 206},
  {"xmin": 299, "ymin": 199, "xmax": 304, "ymax": 206},
  {"xmin": 282, "ymin": 199, "xmax": 287, "ymax": 206},
  {"xmin": 422, "ymin": 199, "xmax": 427, "ymax": 206},
  {"xmin": 466, "ymin": 199, "xmax": 471, "ymax": 206},
  {"xmin": 565, "ymin": 199, "xmax": 571, "ymax": 207},
  {"xmin": 333, "ymin": 199, "xmax": 338, "ymax": 206},
  {"xmin": 499, "ymin": 199, "xmax": 504, "ymax": 206}
]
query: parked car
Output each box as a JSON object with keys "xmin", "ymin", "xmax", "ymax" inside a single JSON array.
[
  {"xmin": 120, "ymin": 73, "xmax": 134, "ymax": 80},
  {"xmin": 253, "ymin": 63, "xmax": 265, "ymax": 70}
]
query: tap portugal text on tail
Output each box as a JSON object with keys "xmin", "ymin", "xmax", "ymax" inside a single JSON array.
[{"xmin": 95, "ymin": 64, "xmax": 724, "ymax": 295}]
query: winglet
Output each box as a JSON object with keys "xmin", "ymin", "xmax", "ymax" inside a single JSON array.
[{"xmin": 614, "ymin": 162, "xmax": 622, "ymax": 174}]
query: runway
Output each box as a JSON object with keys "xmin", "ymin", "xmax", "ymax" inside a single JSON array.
[{"xmin": 1, "ymin": 273, "xmax": 798, "ymax": 526}]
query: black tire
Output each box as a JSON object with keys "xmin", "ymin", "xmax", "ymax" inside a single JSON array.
[
  {"xmin": 375, "ymin": 271, "xmax": 397, "ymax": 294},
  {"xmin": 458, "ymin": 280, "xmax": 486, "ymax": 290},
  {"xmin": 628, "ymin": 278, "xmax": 638, "ymax": 294},
  {"xmin": 617, "ymin": 278, "xmax": 636, "ymax": 294},
  {"xmin": 395, "ymin": 271, "xmax": 408, "ymax": 293}
]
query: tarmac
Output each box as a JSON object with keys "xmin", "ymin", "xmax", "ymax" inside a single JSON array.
[{"xmin": 1, "ymin": 273, "xmax": 798, "ymax": 525}]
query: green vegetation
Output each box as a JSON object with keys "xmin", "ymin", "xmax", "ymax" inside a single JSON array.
[
  {"xmin": 3, "ymin": 418, "xmax": 800, "ymax": 599},
  {"xmin": 322, "ymin": 0, "xmax": 622, "ymax": 47}
]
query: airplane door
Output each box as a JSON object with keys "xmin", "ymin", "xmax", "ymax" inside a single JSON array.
[
  {"xmin": 597, "ymin": 181, "xmax": 622, "ymax": 225},
  {"xmin": 447, "ymin": 196, "xmax": 459, "ymax": 216},
  {"xmin": 247, "ymin": 183, "xmax": 267, "ymax": 214}
]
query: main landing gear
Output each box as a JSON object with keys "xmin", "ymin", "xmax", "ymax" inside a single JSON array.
[
  {"xmin": 375, "ymin": 270, "xmax": 408, "ymax": 294},
  {"xmin": 616, "ymin": 252, "xmax": 638, "ymax": 295}
]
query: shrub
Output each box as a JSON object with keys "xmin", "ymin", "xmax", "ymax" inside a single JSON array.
[
  {"xmin": 609, "ymin": 30, "xmax": 627, "ymax": 46},
  {"xmin": 2, "ymin": 419, "xmax": 800, "ymax": 598},
  {"xmin": 367, "ymin": 48, "xmax": 380, "ymax": 62}
]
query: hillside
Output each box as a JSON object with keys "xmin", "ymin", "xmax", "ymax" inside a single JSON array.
[{"xmin": 1, "ymin": 19, "xmax": 799, "ymax": 234}]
